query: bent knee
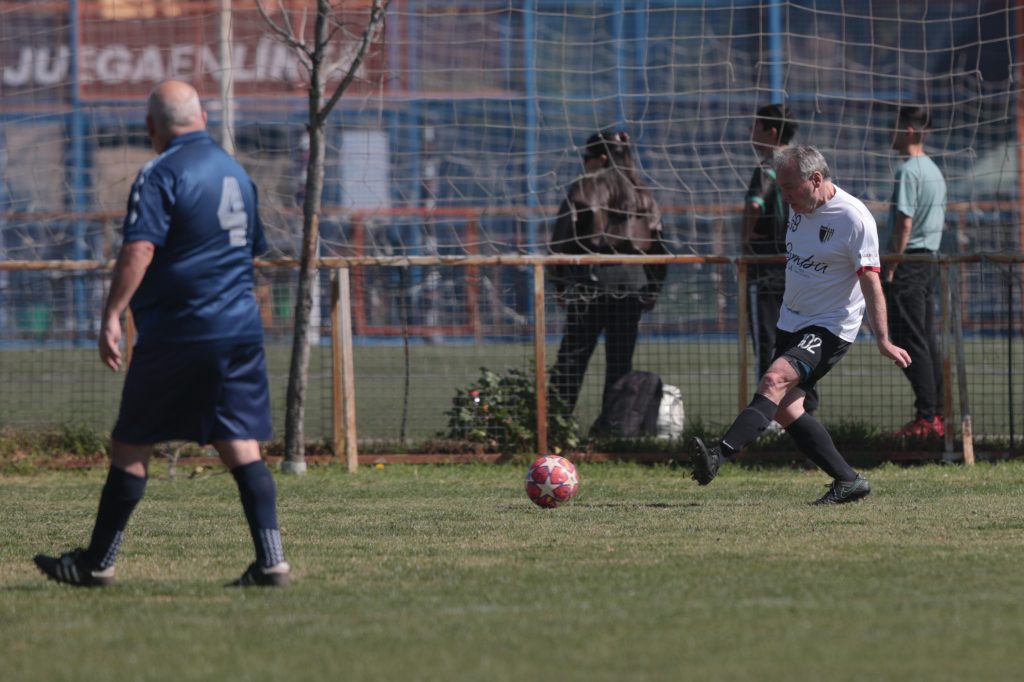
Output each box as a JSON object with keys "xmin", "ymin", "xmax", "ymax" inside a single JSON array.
[{"xmin": 758, "ymin": 368, "xmax": 795, "ymax": 395}]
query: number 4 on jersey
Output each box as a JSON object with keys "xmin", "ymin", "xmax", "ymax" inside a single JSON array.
[{"xmin": 217, "ymin": 176, "xmax": 248, "ymax": 247}]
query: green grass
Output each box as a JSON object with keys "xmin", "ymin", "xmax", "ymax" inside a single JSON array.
[
  {"xmin": 4, "ymin": 337, "xmax": 1024, "ymax": 449},
  {"xmin": 4, "ymin": 461, "xmax": 1024, "ymax": 681}
]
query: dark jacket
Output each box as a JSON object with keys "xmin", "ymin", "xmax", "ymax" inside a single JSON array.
[{"xmin": 549, "ymin": 172, "xmax": 667, "ymax": 306}]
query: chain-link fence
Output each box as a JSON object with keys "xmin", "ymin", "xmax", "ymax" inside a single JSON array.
[{"xmin": 3, "ymin": 254, "xmax": 1022, "ymax": 458}]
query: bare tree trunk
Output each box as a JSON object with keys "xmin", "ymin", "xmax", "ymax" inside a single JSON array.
[
  {"xmin": 281, "ymin": 2, "xmax": 330, "ymax": 472},
  {"xmin": 258, "ymin": 0, "xmax": 390, "ymax": 473}
]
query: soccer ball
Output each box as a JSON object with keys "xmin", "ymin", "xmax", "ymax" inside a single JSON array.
[{"xmin": 525, "ymin": 455, "xmax": 579, "ymax": 508}]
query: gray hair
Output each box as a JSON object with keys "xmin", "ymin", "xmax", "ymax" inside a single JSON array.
[
  {"xmin": 147, "ymin": 82, "xmax": 203, "ymax": 131},
  {"xmin": 773, "ymin": 144, "xmax": 831, "ymax": 180}
]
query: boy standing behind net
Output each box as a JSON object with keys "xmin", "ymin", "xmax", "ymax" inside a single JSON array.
[
  {"xmin": 743, "ymin": 104, "xmax": 818, "ymax": 414},
  {"xmin": 885, "ymin": 105, "xmax": 947, "ymax": 439}
]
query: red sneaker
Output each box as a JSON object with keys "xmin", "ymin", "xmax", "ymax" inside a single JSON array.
[{"xmin": 893, "ymin": 417, "xmax": 942, "ymax": 438}]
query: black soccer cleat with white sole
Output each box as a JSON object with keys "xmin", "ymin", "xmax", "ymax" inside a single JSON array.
[
  {"xmin": 33, "ymin": 548, "xmax": 115, "ymax": 588},
  {"xmin": 690, "ymin": 436, "xmax": 722, "ymax": 486},
  {"xmin": 810, "ymin": 475, "xmax": 871, "ymax": 506},
  {"xmin": 227, "ymin": 561, "xmax": 291, "ymax": 587}
]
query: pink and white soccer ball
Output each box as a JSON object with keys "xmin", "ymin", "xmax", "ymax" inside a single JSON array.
[{"xmin": 525, "ymin": 455, "xmax": 579, "ymax": 508}]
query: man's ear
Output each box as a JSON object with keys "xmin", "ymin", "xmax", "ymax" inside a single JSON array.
[{"xmin": 145, "ymin": 115, "xmax": 160, "ymax": 151}]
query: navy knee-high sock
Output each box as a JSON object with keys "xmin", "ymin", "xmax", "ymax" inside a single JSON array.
[
  {"xmin": 231, "ymin": 460, "xmax": 285, "ymax": 567},
  {"xmin": 720, "ymin": 394, "xmax": 779, "ymax": 455},
  {"xmin": 785, "ymin": 413, "xmax": 857, "ymax": 482},
  {"xmin": 84, "ymin": 466, "xmax": 147, "ymax": 570}
]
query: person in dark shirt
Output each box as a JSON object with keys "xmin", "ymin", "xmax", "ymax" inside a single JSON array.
[
  {"xmin": 548, "ymin": 130, "xmax": 666, "ymax": 424},
  {"xmin": 33, "ymin": 80, "xmax": 289, "ymax": 588},
  {"xmin": 743, "ymin": 104, "xmax": 817, "ymax": 414}
]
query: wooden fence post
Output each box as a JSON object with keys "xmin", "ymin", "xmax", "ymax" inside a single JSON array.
[
  {"xmin": 533, "ymin": 263, "xmax": 548, "ymax": 454},
  {"xmin": 950, "ymin": 263, "xmax": 975, "ymax": 465},
  {"xmin": 939, "ymin": 260, "xmax": 956, "ymax": 460},
  {"xmin": 332, "ymin": 267, "xmax": 359, "ymax": 472},
  {"xmin": 736, "ymin": 259, "xmax": 749, "ymax": 411}
]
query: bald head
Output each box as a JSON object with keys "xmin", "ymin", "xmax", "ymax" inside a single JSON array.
[{"xmin": 146, "ymin": 80, "xmax": 207, "ymax": 152}]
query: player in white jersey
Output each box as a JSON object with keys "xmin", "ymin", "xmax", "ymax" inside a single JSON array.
[
  {"xmin": 690, "ymin": 145, "xmax": 911, "ymax": 505},
  {"xmin": 778, "ymin": 183, "xmax": 879, "ymax": 342}
]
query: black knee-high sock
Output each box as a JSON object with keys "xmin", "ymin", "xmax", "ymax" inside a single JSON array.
[
  {"xmin": 84, "ymin": 466, "xmax": 147, "ymax": 570},
  {"xmin": 232, "ymin": 460, "xmax": 285, "ymax": 567},
  {"xmin": 785, "ymin": 413, "xmax": 857, "ymax": 482},
  {"xmin": 720, "ymin": 394, "xmax": 779, "ymax": 455}
]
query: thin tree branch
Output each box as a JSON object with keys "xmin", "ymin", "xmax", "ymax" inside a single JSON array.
[
  {"xmin": 324, "ymin": 11, "xmax": 355, "ymax": 33},
  {"xmin": 324, "ymin": 23, "xmax": 346, "ymax": 45},
  {"xmin": 318, "ymin": 0, "xmax": 390, "ymax": 124},
  {"xmin": 292, "ymin": 5, "xmax": 310, "ymax": 52},
  {"xmin": 254, "ymin": 1, "xmax": 297, "ymax": 46},
  {"xmin": 255, "ymin": 0, "xmax": 314, "ymax": 63}
]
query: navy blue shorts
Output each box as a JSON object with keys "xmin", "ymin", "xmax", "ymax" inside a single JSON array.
[
  {"xmin": 772, "ymin": 326, "xmax": 851, "ymax": 395},
  {"xmin": 112, "ymin": 341, "xmax": 273, "ymax": 445}
]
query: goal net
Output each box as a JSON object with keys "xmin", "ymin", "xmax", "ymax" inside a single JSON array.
[
  {"xmin": 0, "ymin": 1, "xmax": 1018, "ymax": 262},
  {"xmin": 1, "ymin": 1, "xmax": 1022, "ymax": 443}
]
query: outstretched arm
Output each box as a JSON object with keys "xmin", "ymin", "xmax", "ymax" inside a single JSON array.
[
  {"xmin": 100, "ymin": 240, "xmax": 155, "ymax": 371},
  {"xmin": 859, "ymin": 268, "xmax": 911, "ymax": 368}
]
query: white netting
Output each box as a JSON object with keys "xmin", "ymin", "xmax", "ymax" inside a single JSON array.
[
  {"xmin": 1, "ymin": 1, "xmax": 1023, "ymax": 442},
  {"xmin": 0, "ymin": 0, "xmax": 1019, "ymax": 262}
]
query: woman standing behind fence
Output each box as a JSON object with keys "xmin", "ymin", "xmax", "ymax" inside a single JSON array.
[{"xmin": 548, "ymin": 130, "xmax": 667, "ymax": 425}]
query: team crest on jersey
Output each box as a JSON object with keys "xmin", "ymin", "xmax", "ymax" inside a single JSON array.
[{"xmin": 819, "ymin": 224, "xmax": 835, "ymax": 243}]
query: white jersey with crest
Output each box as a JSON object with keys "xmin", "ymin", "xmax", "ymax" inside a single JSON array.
[{"xmin": 778, "ymin": 185, "xmax": 881, "ymax": 342}]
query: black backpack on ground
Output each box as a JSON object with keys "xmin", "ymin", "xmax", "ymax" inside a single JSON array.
[{"xmin": 590, "ymin": 371, "xmax": 663, "ymax": 437}]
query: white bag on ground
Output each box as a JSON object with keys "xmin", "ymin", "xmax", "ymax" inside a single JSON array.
[{"xmin": 656, "ymin": 384, "xmax": 685, "ymax": 440}]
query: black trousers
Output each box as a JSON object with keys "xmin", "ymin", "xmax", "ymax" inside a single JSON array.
[
  {"xmin": 749, "ymin": 269, "xmax": 785, "ymax": 379},
  {"xmin": 886, "ymin": 256, "xmax": 944, "ymax": 419},
  {"xmin": 550, "ymin": 294, "xmax": 645, "ymax": 414},
  {"xmin": 749, "ymin": 268, "xmax": 819, "ymax": 412}
]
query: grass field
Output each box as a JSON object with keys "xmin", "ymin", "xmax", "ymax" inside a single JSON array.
[
  {"xmin": 3, "ymin": 334, "xmax": 1024, "ymax": 449},
  {"xmin": 4, "ymin": 460, "xmax": 1024, "ymax": 681}
]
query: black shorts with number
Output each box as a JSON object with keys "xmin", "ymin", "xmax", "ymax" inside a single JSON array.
[{"xmin": 772, "ymin": 326, "xmax": 852, "ymax": 395}]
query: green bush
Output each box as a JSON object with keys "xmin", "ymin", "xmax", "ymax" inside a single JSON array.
[
  {"xmin": 51, "ymin": 422, "xmax": 109, "ymax": 457},
  {"xmin": 0, "ymin": 423, "xmax": 109, "ymax": 474},
  {"xmin": 442, "ymin": 367, "xmax": 580, "ymax": 455}
]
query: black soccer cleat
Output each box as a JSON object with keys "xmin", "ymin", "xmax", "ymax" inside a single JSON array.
[
  {"xmin": 33, "ymin": 548, "xmax": 115, "ymax": 588},
  {"xmin": 690, "ymin": 436, "xmax": 722, "ymax": 486},
  {"xmin": 810, "ymin": 475, "xmax": 871, "ymax": 506},
  {"xmin": 227, "ymin": 561, "xmax": 291, "ymax": 587}
]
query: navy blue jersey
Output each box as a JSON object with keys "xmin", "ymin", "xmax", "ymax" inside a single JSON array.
[{"xmin": 122, "ymin": 131, "xmax": 267, "ymax": 346}]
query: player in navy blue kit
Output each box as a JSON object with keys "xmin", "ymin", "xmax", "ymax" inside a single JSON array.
[
  {"xmin": 33, "ymin": 80, "xmax": 289, "ymax": 587},
  {"xmin": 690, "ymin": 145, "xmax": 911, "ymax": 505}
]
